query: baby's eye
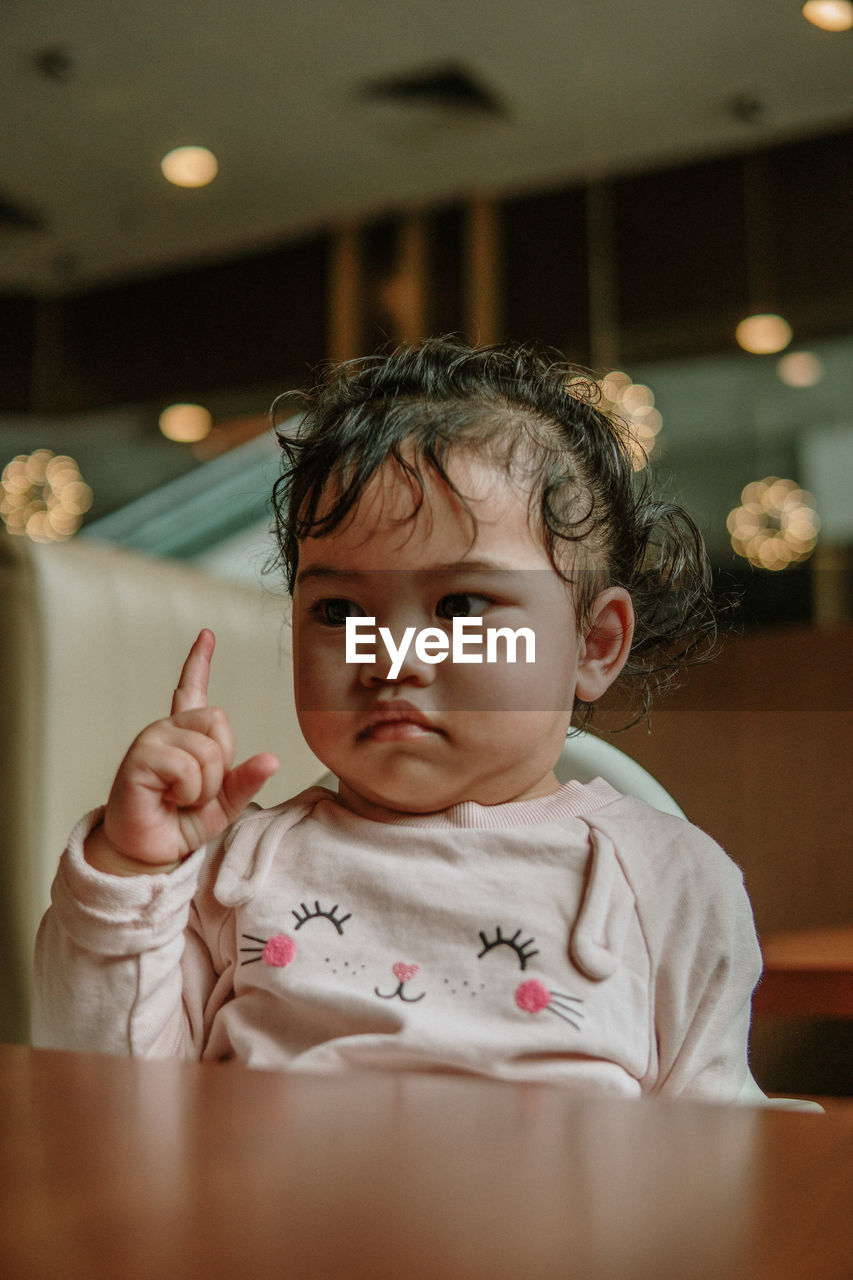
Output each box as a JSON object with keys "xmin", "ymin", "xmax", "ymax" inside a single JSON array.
[
  {"xmin": 310, "ymin": 598, "xmax": 365, "ymax": 628},
  {"xmin": 435, "ymin": 592, "xmax": 490, "ymax": 620}
]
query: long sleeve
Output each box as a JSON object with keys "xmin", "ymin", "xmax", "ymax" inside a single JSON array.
[
  {"xmin": 587, "ymin": 798, "xmax": 762, "ymax": 1101},
  {"xmin": 32, "ymin": 809, "xmax": 222, "ymax": 1058},
  {"xmin": 643, "ymin": 843, "xmax": 761, "ymax": 1099}
]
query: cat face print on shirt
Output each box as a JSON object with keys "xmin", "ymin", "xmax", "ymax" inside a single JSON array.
[{"xmin": 238, "ymin": 899, "xmax": 585, "ymax": 1034}]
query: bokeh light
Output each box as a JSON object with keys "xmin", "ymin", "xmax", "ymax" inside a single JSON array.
[
  {"xmin": 776, "ymin": 350, "xmax": 825, "ymax": 387},
  {"xmin": 160, "ymin": 146, "xmax": 219, "ymax": 188},
  {"xmin": 159, "ymin": 403, "xmax": 213, "ymax": 443},
  {"xmin": 802, "ymin": 0, "xmax": 853, "ymax": 31},
  {"xmin": 735, "ymin": 313, "xmax": 793, "ymax": 355},
  {"xmin": 596, "ymin": 371, "xmax": 663, "ymax": 471},
  {"xmin": 727, "ymin": 476, "xmax": 820, "ymax": 570},
  {"xmin": 0, "ymin": 450, "xmax": 93, "ymax": 542}
]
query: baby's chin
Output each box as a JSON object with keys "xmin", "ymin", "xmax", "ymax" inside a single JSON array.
[
  {"xmin": 335, "ymin": 767, "xmax": 563, "ymax": 819},
  {"xmin": 334, "ymin": 777, "xmax": 452, "ymax": 820}
]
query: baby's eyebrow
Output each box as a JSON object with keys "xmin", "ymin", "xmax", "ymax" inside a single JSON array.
[
  {"xmin": 427, "ymin": 558, "xmax": 516, "ymax": 575},
  {"xmin": 295, "ymin": 565, "xmax": 362, "ymax": 586}
]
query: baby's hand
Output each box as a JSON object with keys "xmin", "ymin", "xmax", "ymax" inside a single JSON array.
[{"xmin": 84, "ymin": 630, "xmax": 279, "ymax": 876}]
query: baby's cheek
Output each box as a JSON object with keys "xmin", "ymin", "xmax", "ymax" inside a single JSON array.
[
  {"xmin": 441, "ymin": 663, "xmax": 527, "ymax": 713},
  {"xmin": 293, "ymin": 627, "xmax": 354, "ymax": 712},
  {"xmin": 295, "ymin": 709, "xmax": 352, "ymax": 768},
  {"xmin": 447, "ymin": 660, "xmax": 571, "ymax": 716}
]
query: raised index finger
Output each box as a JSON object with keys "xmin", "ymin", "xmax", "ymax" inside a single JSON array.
[{"xmin": 171, "ymin": 628, "xmax": 215, "ymax": 714}]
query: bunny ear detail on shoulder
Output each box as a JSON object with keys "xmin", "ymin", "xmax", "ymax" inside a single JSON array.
[
  {"xmin": 214, "ymin": 787, "xmax": 334, "ymax": 906},
  {"xmin": 569, "ymin": 829, "xmax": 635, "ymax": 981}
]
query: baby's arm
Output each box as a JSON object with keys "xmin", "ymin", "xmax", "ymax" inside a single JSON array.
[
  {"xmin": 588, "ymin": 803, "xmax": 762, "ymax": 1101},
  {"xmin": 628, "ymin": 817, "xmax": 762, "ymax": 1101},
  {"xmin": 32, "ymin": 631, "xmax": 279, "ymax": 1056},
  {"xmin": 652, "ymin": 857, "xmax": 762, "ymax": 1101}
]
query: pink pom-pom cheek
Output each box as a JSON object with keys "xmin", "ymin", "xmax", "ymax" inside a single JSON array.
[
  {"xmin": 515, "ymin": 978, "xmax": 552, "ymax": 1014},
  {"xmin": 262, "ymin": 934, "xmax": 297, "ymax": 968}
]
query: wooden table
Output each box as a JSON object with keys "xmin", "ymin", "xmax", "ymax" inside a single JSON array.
[
  {"xmin": 2, "ymin": 1045, "xmax": 852, "ymax": 1280},
  {"xmin": 753, "ymin": 924, "xmax": 853, "ymax": 1018}
]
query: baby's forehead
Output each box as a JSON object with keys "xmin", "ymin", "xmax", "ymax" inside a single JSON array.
[
  {"xmin": 297, "ymin": 452, "xmax": 570, "ymax": 584},
  {"xmin": 314, "ymin": 453, "xmax": 534, "ymax": 546},
  {"xmin": 319, "ymin": 445, "xmax": 531, "ymax": 519}
]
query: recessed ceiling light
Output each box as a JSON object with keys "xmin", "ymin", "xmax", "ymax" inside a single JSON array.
[
  {"xmin": 160, "ymin": 146, "xmax": 219, "ymax": 188},
  {"xmin": 734, "ymin": 313, "xmax": 793, "ymax": 355},
  {"xmin": 802, "ymin": 1, "xmax": 853, "ymax": 31}
]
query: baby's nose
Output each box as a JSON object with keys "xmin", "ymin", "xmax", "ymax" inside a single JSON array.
[{"xmin": 359, "ymin": 625, "xmax": 441, "ymax": 687}]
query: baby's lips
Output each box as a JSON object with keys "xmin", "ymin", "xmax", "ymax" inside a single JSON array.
[{"xmin": 359, "ymin": 700, "xmax": 439, "ymax": 734}]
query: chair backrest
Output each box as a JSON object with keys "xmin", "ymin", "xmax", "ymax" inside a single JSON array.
[{"xmin": 556, "ymin": 733, "xmax": 687, "ymax": 818}]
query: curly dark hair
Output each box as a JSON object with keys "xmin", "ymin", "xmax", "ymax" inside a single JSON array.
[{"xmin": 271, "ymin": 336, "xmax": 719, "ymax": 728}]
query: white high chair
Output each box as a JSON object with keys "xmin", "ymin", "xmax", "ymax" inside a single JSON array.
[{"xmin": 555, "ymin": 732, "xmax": 687, "ymax": 818}]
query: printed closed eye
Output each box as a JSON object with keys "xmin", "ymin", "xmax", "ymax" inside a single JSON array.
[
  {"xmin": 477, "ymin": 926, "xmax": 539, "ymax": 971},
  {"xmin": 309, "ymin": 598, "xmax": 366, "ymax": 628},
  {"xmin": 291, "ymin": 900, "xmax": 352, "ymax": 935}
]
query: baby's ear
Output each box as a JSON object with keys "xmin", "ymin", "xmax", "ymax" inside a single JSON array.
[{"xmin": 575, "ymin": 587, "xmax": 635, "ymax": 703}]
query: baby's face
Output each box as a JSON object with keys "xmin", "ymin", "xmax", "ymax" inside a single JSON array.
[{"xmin": 292, "ymin": 453, "xmax": 586, "ymax": 815}]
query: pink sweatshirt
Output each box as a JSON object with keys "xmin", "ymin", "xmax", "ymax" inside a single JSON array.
[{"xmin": 33, "ymin": 779, "xmax": 761, "ymax": 1099}]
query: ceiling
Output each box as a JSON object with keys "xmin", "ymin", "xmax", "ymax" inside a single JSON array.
[{"xmin": 2, "ymin": 0, "xmax": 852, "ymax": 295}]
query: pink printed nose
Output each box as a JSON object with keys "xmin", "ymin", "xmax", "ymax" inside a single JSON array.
[{"xmin": 392, "ymin": 962, "xmax": 420, "ymax": 984}]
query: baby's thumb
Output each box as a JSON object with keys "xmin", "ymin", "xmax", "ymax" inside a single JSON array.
[{"xmin": 220, "ymin": 753, "xmax": 279, "ymax": 822}]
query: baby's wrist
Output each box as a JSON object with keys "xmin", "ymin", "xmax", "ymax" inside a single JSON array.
[{"xmin": 83, "ymin": 821, "xmax": 182, "ymax": 877}]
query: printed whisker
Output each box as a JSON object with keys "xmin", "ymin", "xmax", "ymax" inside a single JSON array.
[
  {"xmin": 546, "ymin": 1006, "xmax": 583, "ymax": 1030},
  {"xmin": 515, "ymin": 978, "xmax": 585, "ymax": 1031}
]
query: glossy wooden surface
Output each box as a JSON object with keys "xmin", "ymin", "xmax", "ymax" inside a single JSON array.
[
  {"xmin": 2, "ymin": 1046, "xmax": 852, "ymax": 1280},
  {"xmin": 753, "ymin": 925, "xmax": 853, "ymax": 1017}
]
